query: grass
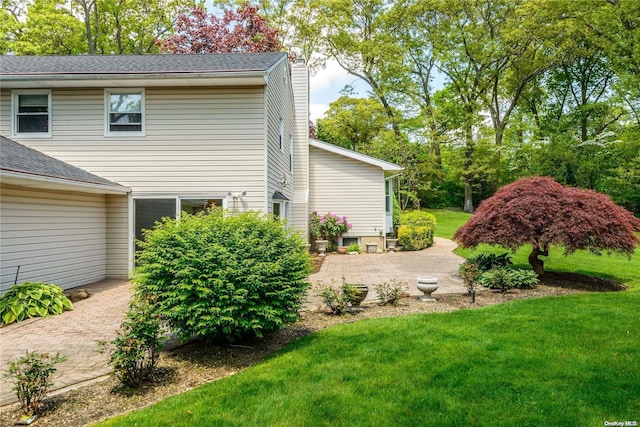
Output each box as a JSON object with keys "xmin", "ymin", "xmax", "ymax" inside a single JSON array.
[
  {"xmin": 96, "ymin": 208, "xmax": 640, "ymax": 426},
  {"xmin": 98, "ymin": 292, "xmax": 640, "ymax": 427}
]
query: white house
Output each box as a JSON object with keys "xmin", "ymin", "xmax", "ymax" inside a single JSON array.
[{"xmin": 0, "ymin": 53, "xmax": 401, "ymax": 292}]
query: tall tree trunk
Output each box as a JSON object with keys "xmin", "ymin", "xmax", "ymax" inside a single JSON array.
[
  {"xmin": 463, "ymin": 126, "xmax": 475, "ymax": 213},
  {"xmin": 463, "ymin": 182, "xmax": 474, "ymax": 213}
]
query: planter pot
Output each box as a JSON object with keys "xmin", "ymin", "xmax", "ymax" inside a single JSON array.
[
  {"xmin": 352, "ymin": 285, "xmax": 369, "ymax": 306},
  {"xmin": 315, "ymin": 240, "xmax": 328, "ymax": 257},
  {"xmin": 366, "ymin": 243, "xmax": 378, "ymax": 253},
  {"xmin": 417, "ymin": 276, "xmax": 438, "ymax": 302},
  {"xmin": 337, "ymin": 246, "xmax": 348, "ymax": 254},
  {"xmin": 386, "ymin": 238, "xmax": 398, "ymax": 252}
]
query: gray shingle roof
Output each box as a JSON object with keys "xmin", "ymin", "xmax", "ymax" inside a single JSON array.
[
  {"xmin": 0, "ymin": 53, "xmax": 287, "ymax": 76},
  {"xmin": 1, "ymin": 135, "xmax": 125, "ymax": 188}
]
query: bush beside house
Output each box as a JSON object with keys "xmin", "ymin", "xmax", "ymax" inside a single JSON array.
[
  {"xmin": 133, "ymin": 209, "xmax": 312, "ymax": 343},
  {"xmin": 397, "ymin": 211, "xmax": 437, "ymax": 251}
]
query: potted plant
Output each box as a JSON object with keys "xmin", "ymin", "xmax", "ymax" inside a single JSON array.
[
  {"xmin": 309, "ymin": 211, "xmax": 352, "ymax": 252},
  {"xmin": 337, "ymin": 246, "xmax": 348, "ymax": 254}
]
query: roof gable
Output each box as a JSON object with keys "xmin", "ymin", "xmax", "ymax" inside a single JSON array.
[{"xmin": 309, "ymin": 138, "xmax": 403, "ymax": 173}]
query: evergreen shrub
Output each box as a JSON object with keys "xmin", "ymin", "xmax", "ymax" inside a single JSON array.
[
  {"xmin": 133, "ymin": 209, "xmax": 312, "ymax": 342},
  {"xmin": 397, "ymin": 211, "xmax": 437, "ymax": 251}
]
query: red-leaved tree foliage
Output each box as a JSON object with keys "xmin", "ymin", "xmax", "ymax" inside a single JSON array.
[
  {"xmin": 453, "ymin": 177, "xmax": 640, "ymax": 275},
  {"xmin": 158, "ymin": 3, "xmax": 283, "ymax": 54}
]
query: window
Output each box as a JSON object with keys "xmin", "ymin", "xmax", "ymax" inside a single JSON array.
[
  {"xmin": 273, "ymin": 201, "xmax": 281, "ymax": 220},
  {"xmin": 106, "ymin": 89, "xmax": 144, "ymax": 135},
  {"xmin": 289, "ymin": 135, "xmax": 294, "ymax": 173},
  {"xmin": 342, "ymin": 237, "xmax": 359, "ymax": 247},
  {"xmin": 279, "ymin": 118, "xmax": 284, "ymax": 151},
  {"xmin": 13, "ymin": 90, "xmax": 51, "ymax": 137},
  {"xmin": 385, "ymin": 179, "xmax": 393, "ymax": 214},
  {"xmin": 134, "ymin": 197, "xmax": 223, "ymax": 248}
]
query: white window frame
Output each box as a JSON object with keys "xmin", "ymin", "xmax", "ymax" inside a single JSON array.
[
  {"xmin": 11, "ymin": 89, "xmax": 52, "ymax": 138},
  {"xmin": 105, "ymin": 88, "xmax": 145, "ymax": 137}
]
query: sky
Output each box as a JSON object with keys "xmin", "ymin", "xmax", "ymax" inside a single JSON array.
[
  {"xmin": 308, "ymin": 59, "xmax": 370, "ymax": 123},
  {"xmin": 308, "ymin": 59, "xmax": 446, "ymax": 123}
]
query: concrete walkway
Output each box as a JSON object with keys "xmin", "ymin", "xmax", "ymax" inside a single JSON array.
[{"xmin": 0, "ymin": 238, "xmax": 465, "ymax": 408}]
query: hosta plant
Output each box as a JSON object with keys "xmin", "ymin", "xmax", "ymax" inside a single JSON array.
[{"xmin": 0, "ymin": 282, "xmax": 73, "ymax": 325}]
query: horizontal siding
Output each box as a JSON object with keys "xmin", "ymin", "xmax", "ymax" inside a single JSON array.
[
  {"xmin": 290, "ymin": 61, "xmax": 310, "ymax": 236},
  {"xmin": 106, "ymin": 195, "xmax": 129, "ymax": 278},
  {"xmin": 4, "ymin": 87, "xmax": 268, "ymax": 209},
  {"xmin": 309, "ymin": 146, "xmax": 385, "ymax": 238},
  {"xmin": 266, "ymin": 60, "xmax": 296, "ymax": 213},
  {"xmin": 0, "ymin": 89, "xmax": 10, "ymax": 135},
  {"xmin": 0, "ymin": 185, "xmax": 108, "ymax": 292}
]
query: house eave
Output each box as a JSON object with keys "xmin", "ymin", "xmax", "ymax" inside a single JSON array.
[
  {"xmin": 0, "ymin": 170, "xmax": 131, "ymax": 195},
  {"xmin": 309, "ymin": 138, "xmax": 403, "ymax": 172},
  {"xmin": 0, "ymin": 72, "xmax": 268, "ymax": 89}
]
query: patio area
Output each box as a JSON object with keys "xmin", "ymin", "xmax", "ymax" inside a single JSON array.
[{"xmin": 0, "ymin": 237, "xmax": 465, "ymax": 408}]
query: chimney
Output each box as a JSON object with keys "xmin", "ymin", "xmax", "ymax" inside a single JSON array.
[{"xmin": 290, "ymin": 57, "xmax": 310, "ymax": 240}]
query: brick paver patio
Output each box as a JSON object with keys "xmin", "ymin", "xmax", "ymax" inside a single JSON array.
[{"xmin": 0, "ymin": 237, "xmax": 465, "ymax": 408}]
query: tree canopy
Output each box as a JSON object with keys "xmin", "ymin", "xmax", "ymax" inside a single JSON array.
[
  {"xmin": 4, "ymin": 0, "xmax": 640, "ymax": 216},
  {"xmin": 158, "ymin": 3, "xmax": 284, "ymax": 54},
  {"xmin": 453, "ymin": 177, "xmax": 640, "ymax": 275}
]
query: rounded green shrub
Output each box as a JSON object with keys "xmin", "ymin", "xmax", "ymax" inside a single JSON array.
[
  {"xmin": 133, "ymin": 209, "xmax": 312, "ymax": 342},
  {"xmin": 397, "ymin": 211, "xmax": 437, "ymax": 251},
  {"xmin": 0, "ymin": 282, "xmax": 73, "ymax": 325}
]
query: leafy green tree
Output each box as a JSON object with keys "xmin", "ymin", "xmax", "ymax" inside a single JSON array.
[
  {"xmin": 308, "ymin": 0, "xmax": 404, "ymax": 137},
  {"xmin": 316, "ymin": 94, "xmax": 388, "ymax": 151},
  {"xmin": 9, "ymin": 0, "xmax": 87, "ymax": 55}
]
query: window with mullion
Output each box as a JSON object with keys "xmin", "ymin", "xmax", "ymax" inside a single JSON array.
[
  {"xmin": 107, "ymin": 91, "xmax": 144, "ymax": 134},
  {"xmin": 14, "ymin": 92, "xmax": 51, "ymax": 135}
]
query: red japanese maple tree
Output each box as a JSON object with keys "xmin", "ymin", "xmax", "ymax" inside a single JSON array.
[
  {"xmin": 158, "ymin": 3, "xmax": 283, "ymax": 54},
  {"xmin": 453, "ymin": 177, "xmax": 640, "ymax": 275}
]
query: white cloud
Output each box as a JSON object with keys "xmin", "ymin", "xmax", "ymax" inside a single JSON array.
[
  {"xmin": 308, "ymin": 59, "xmax": 371, "ymax": 121},
  {"xmin": 310, "ymin": 59, "xmax": 353, "ymax": 96},
  {"xmin": 309, "ymin": 103, "xmax": 329, "ymax": 123}
]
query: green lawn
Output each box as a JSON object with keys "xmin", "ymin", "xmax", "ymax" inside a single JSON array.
[
  {"xmin": 96, "ymin": 208, "xmax": 640, "ymax": 426},
  {"xmin": 98, "ymin": 292, "xmax": 640, "ymax": 427}
]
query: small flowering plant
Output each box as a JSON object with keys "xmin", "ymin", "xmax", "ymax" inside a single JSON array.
[{"xmin": 309, "ymin": 211, "xmax": 352, "ymax": 250}]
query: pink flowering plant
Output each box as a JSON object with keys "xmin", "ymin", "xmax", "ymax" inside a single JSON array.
[{"xmin": 309, "ymin": 211, "xmax": 352, "ymax": 251}]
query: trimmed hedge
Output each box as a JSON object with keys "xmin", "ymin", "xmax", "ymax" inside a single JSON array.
[
  {"xmin": 397, "ymin": 211, "xmax": 437, "ymax": 251},
  {"xmin": 133, "ymin": 209, "xmax": 312, "ymax": 343}
]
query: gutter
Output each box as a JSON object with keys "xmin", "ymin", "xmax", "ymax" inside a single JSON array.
[{"xmin": 0, "ymin": 170, "xmax": 131, "ymax": 195}]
